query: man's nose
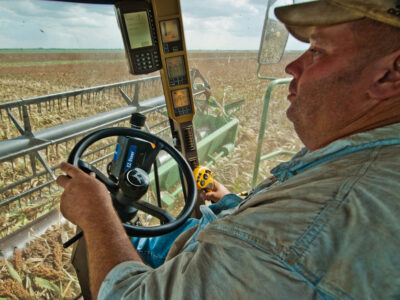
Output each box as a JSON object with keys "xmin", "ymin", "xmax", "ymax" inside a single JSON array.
[{"xmin": 285, "ymin": 57, "xmax": 302, "ymax": 78}]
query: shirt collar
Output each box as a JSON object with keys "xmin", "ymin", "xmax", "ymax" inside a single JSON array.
[{"xmin": 271, "ymin": 123, "xmax": 400, "ymax": 182}]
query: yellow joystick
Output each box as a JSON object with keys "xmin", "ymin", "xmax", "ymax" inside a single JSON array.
[{"xmin": 193, "ymin": 166, "xmax": 214, "ymax": 193}]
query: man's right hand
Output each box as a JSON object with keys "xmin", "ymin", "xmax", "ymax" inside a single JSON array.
[
  {"xmin": 57, "ymin": 162, "xmax": 143, "ymax": 299},
  {"xmin": 56, "ymin": 162, "xmax": 115, "ymax": 231},
  {"xmin": 200, "ymin": 180, "xmax": 230, "ymax": 203}
]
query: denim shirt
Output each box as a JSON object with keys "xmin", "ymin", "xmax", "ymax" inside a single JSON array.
[
  {"xmin": 99, "ymin": 123, "xmax": 400, "ymax": 300},
  {"xmin": 130, "ymin": 194, "xmax": 243, "ymax": 268}
]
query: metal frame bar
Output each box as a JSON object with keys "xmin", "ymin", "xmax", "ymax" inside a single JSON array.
[
  {"xmin": 252, "ymin": 77, "xmax": 293, "ymax": 187},
  {"xmin": 0, "ymin": 71, "xmax": 210, "ymax": 213},
  {"xmin": 0, "ymin": 76, "xmax": 159, "ymax": 110},
  {"xmin": 256, "ymin": 64, "xmax": 279, "ymax": 81},
  {"xmin": 0, "ymin": 96, "xmax": 165, "ymax": 163}
]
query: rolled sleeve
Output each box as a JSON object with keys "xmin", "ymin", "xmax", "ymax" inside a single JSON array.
[
  {"xmin": 98, "ymin": 261, "xmax": 153, "ymax": 299},
  {"xmin": 98, "ymin": 233, "xmax": 314, "ymax": 299}
]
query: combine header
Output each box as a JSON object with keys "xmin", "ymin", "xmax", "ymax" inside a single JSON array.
[{"xmin": 0, "ymin": 69, "xmax": 242, "ymax": 258}]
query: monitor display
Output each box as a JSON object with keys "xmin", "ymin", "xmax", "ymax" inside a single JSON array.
[
  {"xmin": 124, "ymin": 11, "xmax": 153, "ymax": 49},
  {"xmin": 160, "ymin": 19, "xmax": 180, "ymax": 43},
  {"xmin": 166, "ymin": 56, "xmax": 186, "ymax": 79},
  {"xmin": 172, "ymin": 88, "xmax": 190, "ymax": 108}
]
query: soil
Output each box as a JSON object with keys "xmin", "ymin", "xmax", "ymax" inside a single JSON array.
[
  {"xmin": 0, "ymin": 52, "xmax": 125, "ymax": 62},
  {"xmin": 0, "ymin": 51, "xmax": 255, "ymax": 63}
]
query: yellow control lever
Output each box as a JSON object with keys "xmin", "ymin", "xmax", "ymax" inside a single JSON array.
[{"xmin": 193, "ymin": 166, "xmax": 214, "ymax": 193}]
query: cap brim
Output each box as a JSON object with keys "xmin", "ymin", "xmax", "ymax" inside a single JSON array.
[{"xmin": 275, "ymin": 0, "xmax": 364, "ymax": 43}]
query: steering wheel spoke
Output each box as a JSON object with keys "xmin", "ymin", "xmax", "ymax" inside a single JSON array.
[
  {"xmin": 77, "ymin": 160, "xmax": 118, "ymax": 193},
  {"xmin": 131, "ymin": 200, "xmax": 175, "ymax": 224}
]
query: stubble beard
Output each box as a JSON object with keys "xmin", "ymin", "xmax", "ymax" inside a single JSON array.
[{"xmin": 286, "ymin": 65, "xmax": 364, "ymax": 149}]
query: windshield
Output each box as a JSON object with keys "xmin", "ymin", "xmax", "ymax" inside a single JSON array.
[{"xmin": 0, "ymin": 1, "xmax": 302, "ymax": 298}]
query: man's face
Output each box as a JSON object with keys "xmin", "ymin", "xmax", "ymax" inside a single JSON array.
[{"xmin": 285, "ymin": 21, "xmax": 375, "ymax": 150}]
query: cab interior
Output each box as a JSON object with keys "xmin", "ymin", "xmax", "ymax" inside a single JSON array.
[{"xmin": 0, "ymin": 0, "xmax": 305, "ymax": 298}]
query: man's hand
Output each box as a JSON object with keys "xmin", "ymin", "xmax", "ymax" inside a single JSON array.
[
  {"xmin": 57, "ymin": 162, "xmax": 143, "ymax": 298},
  {"xmin": 56, "ymin": 162, "xmax": 114, "ymax": 231},
  {"xmin": 200, "ymin": 180, "xmax": 230, "ymax": 203}
]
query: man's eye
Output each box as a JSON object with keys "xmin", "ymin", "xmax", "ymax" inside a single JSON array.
[{"xmin": 310, "ymin": 48, "xmax": 320, "ymax": 56}]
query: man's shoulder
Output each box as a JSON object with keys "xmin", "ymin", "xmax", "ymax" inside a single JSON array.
[
  {"xmin": 200, "ymin": 143, "xmax": 400, "ymax": 300},
  {"xmin": 223, "ymin": 142, "xmax": 400, "ymax": 248}
]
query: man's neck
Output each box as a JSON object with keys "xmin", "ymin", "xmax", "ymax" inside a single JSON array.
[{"xmin": 308, "ymin": 98, "xmax": 400, "ymax": 152}]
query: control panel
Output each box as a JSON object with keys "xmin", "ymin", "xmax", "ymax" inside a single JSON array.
[
  {"xmin": 115, "ymin": 0, "xmax": 199, "ymax": 169},
  {"xmin": 160, "ymin": 19, "xmax": 183, "ymax": 53},
  {"xmin": 115, "ymin": 1, "xmax": 162, "ymax": 74}
]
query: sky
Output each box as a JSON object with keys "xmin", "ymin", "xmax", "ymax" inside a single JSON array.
[{"xmin": 0, "ymin": 0, "xmax": 309, "ymax": 51}]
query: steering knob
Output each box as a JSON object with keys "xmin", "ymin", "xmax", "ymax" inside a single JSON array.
[
  {"xmin": 119, "ymin": 168, "xmax": 150, "ymax": 201},
  {"xmin": 130, "ymin": 112, "xmax": 146, "ymax": 129}
]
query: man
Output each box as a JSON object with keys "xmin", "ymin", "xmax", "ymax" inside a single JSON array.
[{"xmin": 57, "ymin": 0, "xmax": 400, "ymax": 298}]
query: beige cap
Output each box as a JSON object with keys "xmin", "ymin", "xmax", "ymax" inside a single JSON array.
[{"xmin": 275, "ymin": 0, "xmax": 400, "ymax": 42}]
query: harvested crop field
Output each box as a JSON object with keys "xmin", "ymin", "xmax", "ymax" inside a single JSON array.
[{"xmin": 0, "ymin": 50, "xmax": 303, "ymax": 299}]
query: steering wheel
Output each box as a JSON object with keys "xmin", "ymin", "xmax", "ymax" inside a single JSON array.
[{"xmin": 63, "ymin": 127, "xmax": 197, "ymax": 246}]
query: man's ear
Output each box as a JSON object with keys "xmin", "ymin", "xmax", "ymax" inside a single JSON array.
[{"xmin": 368, "ymin": 51, "xmax": 400, "ymax": 100}]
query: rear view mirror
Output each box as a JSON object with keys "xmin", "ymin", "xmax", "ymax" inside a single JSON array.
[{"xmin": 258, "ymin": 0, "xmax": 293, "ymax": 64}]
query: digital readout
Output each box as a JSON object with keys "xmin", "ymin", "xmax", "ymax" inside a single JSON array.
[
  {"xmin": 124, "ymin": 11, "xmax": 153, "ymax": 49},
  {"xmin": 171, "ymin": 88, "xmax": 190, "ymax": 108},
  {"xmin": 166, "ymin": 56, "xmax": 186, "ymax": 79},
  {"xmin": 160, "ymin": 19, "xmax": 180, "ymax": 43}
]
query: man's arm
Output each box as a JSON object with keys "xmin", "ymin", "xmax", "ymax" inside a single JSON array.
[
  {"xmin": 97, "ymin": 227, "xmax": 315, "ymax": 299},
  {"xmin": 56, "ymin": 162, "xmax": 144, "ymax": 298}
]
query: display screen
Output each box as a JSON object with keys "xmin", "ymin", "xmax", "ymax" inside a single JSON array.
[
  {"xmin": 160, "ymin": 19, "xmax": 180, "ymax": 43},
  {"xmin": 166, "ymin": 56, "xmax": 186, "ymax": 79},
  {"xmin": 172, "ymin": 88, "xmax": 190, "ymax": 108},
  {"xmin": 124, "ymin": 11, "xmax": 153, "ymax": 49}
]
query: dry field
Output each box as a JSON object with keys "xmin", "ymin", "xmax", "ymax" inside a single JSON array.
[{"xmin": 0, "ymin": 50, "xmax": 303, "ymax": 299}]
